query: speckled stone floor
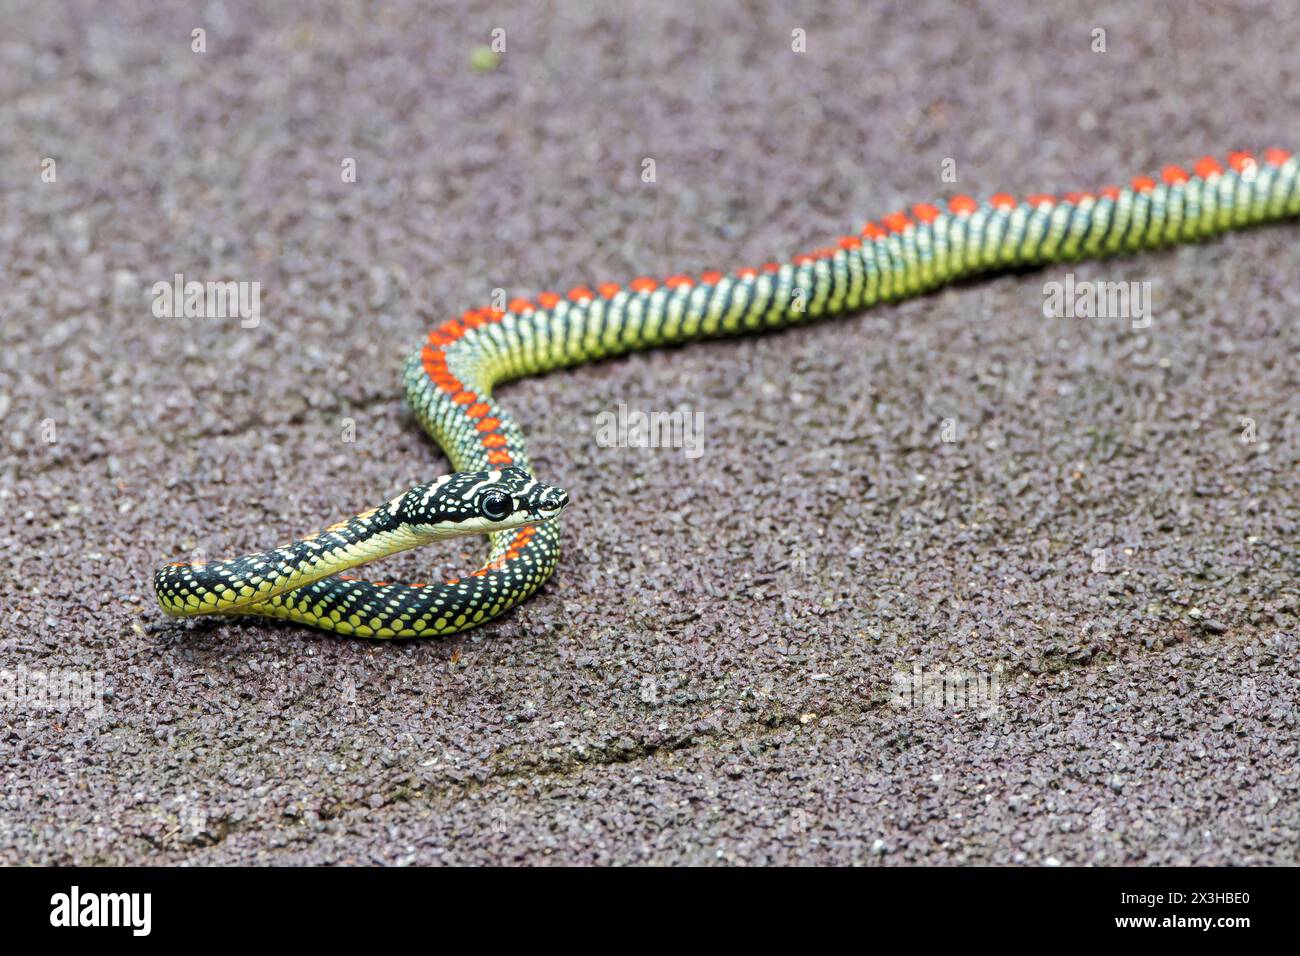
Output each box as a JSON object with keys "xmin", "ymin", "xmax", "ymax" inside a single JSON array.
[{"xmin": 1, "ymin": 0, "xmax": 1296, "ymax": 864}]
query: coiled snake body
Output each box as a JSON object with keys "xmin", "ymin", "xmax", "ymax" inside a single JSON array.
[{"xmin": 155, "ymin": 149, "xmax": 1298, "ymax": 639}]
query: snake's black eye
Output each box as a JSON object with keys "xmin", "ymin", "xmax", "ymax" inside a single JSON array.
[{"xmin": 479, "ymin": 490, "xmax": 513, "ymax": 521}]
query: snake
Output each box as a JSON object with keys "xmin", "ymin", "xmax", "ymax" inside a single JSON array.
[{"xmin": 155, "ymin": 148, "xmax": 1299, "ymax": 639}]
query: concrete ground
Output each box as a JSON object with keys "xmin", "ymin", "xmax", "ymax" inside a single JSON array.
[{"xmin": 1, "ymin": 0, "xmax": 1297, "ymax": 864}]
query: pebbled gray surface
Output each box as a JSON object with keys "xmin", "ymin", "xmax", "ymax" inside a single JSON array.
[{"xmin": 1, "ymin": 0, "xmax": 1297, "ymax": 865}]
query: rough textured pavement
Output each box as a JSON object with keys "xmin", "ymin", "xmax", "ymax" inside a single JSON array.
[{"xmin": 2, "ymin": 0, "xmax": 1298, "ymax": 865}]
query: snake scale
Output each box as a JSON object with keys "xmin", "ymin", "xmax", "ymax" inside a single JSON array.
[{"xmin": 155, "ymin": 149, "xmax": 1298, "ymax": 639}]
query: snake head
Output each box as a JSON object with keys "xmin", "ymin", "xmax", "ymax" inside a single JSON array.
[{"xmin": 396, "ymin": 466, "xmax": 568, "ymax": 537}]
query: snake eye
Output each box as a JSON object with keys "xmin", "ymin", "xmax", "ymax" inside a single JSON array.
[{"xmin": 479, "ymin": 490, "xmax": 513, "ymax": 521}]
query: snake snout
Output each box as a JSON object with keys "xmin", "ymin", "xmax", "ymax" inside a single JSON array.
[{"xmin": 536, "ymin": 487, "xmax": 569, "ymax": 517}]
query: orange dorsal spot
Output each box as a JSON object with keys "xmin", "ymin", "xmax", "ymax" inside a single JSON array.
[
  {"xmin": 1264, "ymin": 147, "xmax": 1291, "ymax": 166},
  {"xmin": 460, "ymin": 310, "xmax": 485, "ymax": 328},
  {"xmin": 438, "ymin": 320, "xmax": 463, "ymax": 339},
  {"xmin": 735, "ymin": 267, "xmax": 759, "ymax": 278},
  {"xmin": 912, "ymin": 203, "xmax": 940, "ymax": 223},
  {"xmin": 481, "ymin": 433, "xmax": 508, "ymax": 448},
  {"xmin": 989, "ymin": 193, "xmax": 1016, "ymax": 210},
  {"xmin": 466, "ymin": 402, "xmax": 491, "ymax": 418},
  {"xmin": 882, "ymin": 211, "xmax": 911, "ymax": 232},
  {"xmin": 425, "ymin": 331, "xmax": 448, "ymax": 351},
  {"xmin": 1099, "ymin": 185, "xmax": 1121, "ymax": 200},
  {"xmin": 475, "ymin": 418, "xmax": 501, "ymax": 432},
  {"xmin": 948, "ymin": 194, "xmax": 978, "ymax": 215},
  {"xmin": 861, "ymin": 222, "xmax": 886, "ymax": 240},
  {"xmin": 452, "ymin": 391, "xmax": 477, "ymax": 405},
  {"xmin": 1063, "ymin": 191, "xmax": 1092, "ymax": 205},
  {"xmin": 433, "ymin": 377, "xmax": 463, "ymax": 393},
  {"xmin": 792, "ymin": 254, "xmax": 814, "ymax": 265},
  {"xmin": 838, "ymin": 235, "xmax": 862, "ymax": 250},
  {"xmin": 1227, "ymin": 151, "xmax": 1256, "ymax": 173},
  {"xmin": 487, "ymin": 450, "xmax": 513, "ymax": 465},
  {"xmin": 409, "ymin": 582, "xmax": 427, "ymax": 588},
  {"xmin": 486, "ymin": 307, "xmax": 505, "ymax": 322},
  {"xmin": 1160, "ymin": 165, "xmax": 1190, "ymax": 186},
  {"xmin": 1130, "ymin": 175, "xmax": 1157, "ymax": 193},
  {"xmin": 508, "ymin": 297, "xmax": 535, "ymax": 313},
  {"xmin": 568, "ymin": 286, "xmax": 595, "ymax": 301},
  {"xmin": 598, "ymin": 282, "xmax": 621, "ymax": 298},
  {"xmin": 1194, "ymin": 156, "xmax": 1224, "ymax": 178},
  {"xmin": 762, "ymin": 262, "xmax": 782, "ymax": 273},
  {"xmin": 700, "ymin": 270, "xmax": 723, "ymax": 284},
  {"xmin": 1025, "ymin": 193, "xmax": 1055, "ymax": 208},
  {"xmin": 537, "ymin": 292, "xmax": 561, "ymax": 309},
  {"xmin": 629, "ymin": 277, "xmax": 658, "ymax": 293},
  {"xmin": 664, "ymin": 274, "xmax": 693, "ymax": 288}
]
